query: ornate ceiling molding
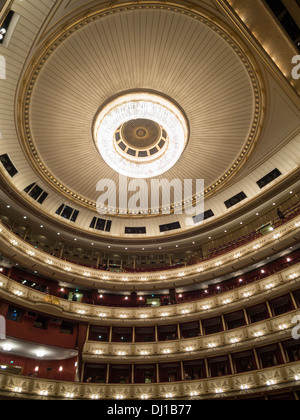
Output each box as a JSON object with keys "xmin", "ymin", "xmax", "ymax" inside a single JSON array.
[{"xmin": 16, "ymin": 0, "xmax": 265, "ymax": 214}]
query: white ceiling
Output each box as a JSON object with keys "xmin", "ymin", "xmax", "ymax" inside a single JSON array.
[
  {"xmin": 29, "ymin": 7, "xmax": 255, "ymax": 202},
  {"xmin": 0, "ymin": 0, "xmax": 299, "ymax": 240}
]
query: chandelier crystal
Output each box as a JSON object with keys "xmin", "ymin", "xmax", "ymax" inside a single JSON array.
[{"xmin": 93, "ymin": 92, "xmax": 189, "ymax": 178}]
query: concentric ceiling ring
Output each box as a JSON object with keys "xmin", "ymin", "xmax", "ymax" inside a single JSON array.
[
  {"xmin": 116, "ymin": 119, "xmax": 169, "ymax": 160},
  {"xmin": 93, "ymin": 91, "xmax": 189, "ymax": 178},
  {"xmin": 17, "ymin": 1, "xmax": 264, "ymax": 213}
]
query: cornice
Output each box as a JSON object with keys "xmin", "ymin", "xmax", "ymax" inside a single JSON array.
[
  {"xmin": 0, "ymin": 166, "xmax": 299, "ymax": 246},
  {"xmin": 217, "ymin": 0, "xmax": 300, "ymax": 98}
]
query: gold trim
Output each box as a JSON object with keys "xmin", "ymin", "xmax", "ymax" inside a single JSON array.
[
  {"xmin": 113, "ymin": 124, "xmax": 169, "ymax": 164},
  {"xmin": 120, "ymin": 120, "xmax": 162, "ymax": 151},
  {"xmin": 0, "ymin": 164, "xmax": 298, "ymax": 243},
  {"xmin": 0, "ymin": 0, "xmax": 13, "ymax": 28},
  {"xmin": 17, "ymin": 0, "xmax": 264, "ymax": 215},
  {"xmin": 92, "ymin": 89, "xmax": 188, "ymax": 180}
]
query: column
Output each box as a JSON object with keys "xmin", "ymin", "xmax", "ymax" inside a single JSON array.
[
  {"xmin": 253, "ymin": 349, "xmax": 261, "ymax": 370},
  {"xmin": 180, "ymin": 361, "xmax": 184, "ymax": 381},
  {"xmin": 59, "ymin": 241, "xmax": 65, "ymax": 259},
  {"xmin": 86, "ymin": 324, "xmax": 90, "ymax": 341},
  {"xmin": 96, "ymin": 251, "xmax": 101, "ymax": 268},
  {"xmin": 156, "ymin": 363, "xmax": 160, "ymax": 383},
  {"xmin": 177, "ymin": 323, "xmax": 181, "ymax": 340},
  {"xmin": 266, "ymin": 300, "xmax": 273, "ymax": 318},
  {"xmin": 109, "ymin": 326, "xmax": 112, "ymax": 342},
  {"xmin": 106, "ymin": 364, "xmax": 110, "ymax": 384},
  {"xmin": 221, "ymin": 315, "xmax": 226, "ymax": 331},
  {"xmin": 80, "ymin": 361, "xmax": 85, "ymax": 382},
  {"xmin": 75, "ymin": 356, "xmax": 80, "ymax": 382},
  {"xmin": 199, "ymin": 319, "xmax": 203, "ymax": 336},
  {"xmin": 243, "ymin": 308, "xmax": 250, "ymax": 325},
  {"xmin": 290, "ymin": 292, "xmax": 298, "ymax": 310},
  {"xmin": 23, "ymin": 226, "xmax": 28, "ymax": 240},
  {"xmin": 228, "ymin": 354, "xmax": 235, "ymax": 375},
  {"xmin": 204, "ymin": 358, "xmax": 209, "ymax": 378},
  {"xmin": 279, "ymin": 342, "xmax": 288, "ymax": 364}
]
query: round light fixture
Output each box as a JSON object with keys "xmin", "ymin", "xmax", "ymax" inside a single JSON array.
[
  {"xmin": 2, "ymin": 344, "xmax": 13, "ymax": 352},
  {"xmin": 36, "ymin": 350, "xmax": 46, "ymax": 358},
  {"xmin": 93, "ymin": 92, "xmax": 189, "ymax": 178}
]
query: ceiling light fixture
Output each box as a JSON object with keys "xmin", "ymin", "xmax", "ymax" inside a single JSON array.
[
  {"xmin": 35, "ymin": 350, "xmax": 46, "ymax": 358},
  {"xmin": 93, "ymin": 92, "xmax": 189, "ymax": 178}
]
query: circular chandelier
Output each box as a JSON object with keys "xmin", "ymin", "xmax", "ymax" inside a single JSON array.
[{"xmin": 93, "ymin": 92, "xmax": 189, "ymax": 178}]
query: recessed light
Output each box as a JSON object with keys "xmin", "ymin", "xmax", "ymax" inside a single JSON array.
[
  {"xmin": 23, "ymin": 216, "xmax": 27, "ymax": 219},
  {"xmin": 57, "ymin": 233, "xmax": 60, "ymax": 235},
  {"xmin": 91, "ymin": 243, "xmax": 94, "ymax": 246},
  {"xmin": 6, "ymin": 205, "xmax": 10, "ymax": 208},
  {"xmin": 2, "ymin": 344, "xmax": 13, "ymax": 351},
  {"xmin": 40, "ymin": 225, "xmax": 43, "ymax": 228}
]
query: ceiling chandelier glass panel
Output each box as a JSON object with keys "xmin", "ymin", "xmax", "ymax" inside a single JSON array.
[{"xmin": 93, "ymin": 92, "xmax": 189, "ymax": 178}]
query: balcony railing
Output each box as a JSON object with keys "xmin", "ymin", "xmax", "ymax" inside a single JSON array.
[
  {"xmin": 0, "ymin": 214, "xmax": 299, "ymax": 289},
  {"xmin": 0, "ymin": 263, "xmax": 299, "ymax": 323},
  {"xmin": 0, "ymin": 361, "xmax": 299, "ymax": 399},
  {"xmin": 82, "ymin": 308, "xmax": 300, "ymax": 361}
]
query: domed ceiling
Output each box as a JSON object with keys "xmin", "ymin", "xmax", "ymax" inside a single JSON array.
[{"xmin": 19, "ymin": 3, "xmax": 261, "ymax": 214}]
